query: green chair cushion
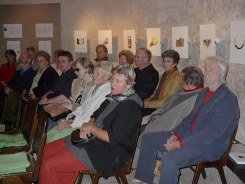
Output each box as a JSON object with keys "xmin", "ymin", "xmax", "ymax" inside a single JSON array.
[
  {"xmin": 0, "ymin": 133, "xmax": 27, "ymax": 148},
  {"xmin": 0, "ymin": 151, "xmax": 30, "ymax": 175}
]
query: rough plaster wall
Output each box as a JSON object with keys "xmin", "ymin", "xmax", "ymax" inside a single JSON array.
[{"xmin": 1, "ymin": 0, "xmax": 245, "ymax": 145}]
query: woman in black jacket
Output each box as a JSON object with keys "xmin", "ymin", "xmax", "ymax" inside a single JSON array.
[
  {"xmin": 39, "ymin": 65, "xmax": 142, "ymax": 184},
  {"xmin": 24, "ymin": 51, "xmax": 59, "ymax": 100}
]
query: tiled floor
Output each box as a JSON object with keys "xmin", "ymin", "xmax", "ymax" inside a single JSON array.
[{"xmin": 78, "ymin": 166, "xmax": 244, "ymax": 184}]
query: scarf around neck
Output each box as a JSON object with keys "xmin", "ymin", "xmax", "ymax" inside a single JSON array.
[{"xmin": 105, "ymin": 86, "xmax": 135, "ymax": 102}]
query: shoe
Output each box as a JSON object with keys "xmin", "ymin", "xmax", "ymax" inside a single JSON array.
[{"xmin": 131, "ymin": 178, "xmax": 146, "ymax": 183}]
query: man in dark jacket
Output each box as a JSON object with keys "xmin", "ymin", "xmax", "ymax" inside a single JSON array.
[
  {"xmin": 134, "ymin": 48, "xmax": 159, "ymax": 101},
  {"xmin": 5, "ymin": 51, "xmax": 35, "ymax": 95},
  {"xmin": 39, "ymin": 50, "xmax": 77, "ymax": 104}
]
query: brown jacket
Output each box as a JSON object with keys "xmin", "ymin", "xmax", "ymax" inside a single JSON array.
[{"xmin": 146, "ymin": 70, "xmax": 182, "ymax": 108}]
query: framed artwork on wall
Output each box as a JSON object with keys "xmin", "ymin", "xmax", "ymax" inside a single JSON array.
[
  {"xmin": 200, "ymin": 24, "xmax": 216, "ymax": 60},
  {"xmin": 147, "ymin": 28, "xmax": 161, "ymax": 56},
  {"xmin": 123, "ymin": 29, "xmax": 136, "ymax": 53},
  {"xmin": 7, "ymin": 41, "xmax": 20, "ymax": 58},
  {"xmin": 3, "ymin": 24, "xmax": 22, "ymax": 38},
  {"xmin": 36, "ymin": 23, "xmax": 53, "ymax": 38},
  {"xmin": 98, "ymin": 30, "xmax": 112, "ymax": 54},
  {"xmin": 74, "ymin": 30, "xmax": 87, "ymax": 53},
  {"xmin": 230, "ymin": 20, "xmax": 245, "ymax": 64},
  {"xmin": 172, "ymin": 26, "xmax": 188, "ymax": 58},
  {"xmin": 39, "ymin": 40, "xmax": 51, "ymax": 55}
]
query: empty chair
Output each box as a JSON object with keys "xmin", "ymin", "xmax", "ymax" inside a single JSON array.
[
  {"xmin": 0, "ymin": 110, "xmax": 47, "ymax": 184},
  {"xmin": 0, "ymin": 99, "xmax": 38, "ymax": 154},
  {"xmin": 1, "ymin": 91, "xmax": 22, "ymax": 130}
]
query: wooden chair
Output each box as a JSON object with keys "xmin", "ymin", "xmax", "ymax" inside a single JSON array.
[
  {"xmin": 192, "ymin": 126, "xmax": 238, "ymax": 184},
  {"xmin": 0, "ymin": 99, "xmax": 38, "ymax": 154},
  {"xmin": 1, "ymin": 91, "xmax": 22, "ymax": 129},
  {"xmin": 0, "ymin": 110, "xmax": 47, "ymax": 184},
  {"xmin": 76, "ymin": 129, "xmax": 140, "ymax": 184}
]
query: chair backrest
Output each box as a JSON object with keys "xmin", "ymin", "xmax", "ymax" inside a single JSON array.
[
  {"xmin": 2, "ymin": 91, "xmax": 22, "ymax": 128},
  {"xmin": 220, "ymin": 125, "xmax": 238, "ymax": 165},
  {"xmin": 20, "ymin": 99, "xmax": 38, "ymax": 145},
  {"xmin": 31, "ymin": 109, "xmax": 47, "ymax": 182}
]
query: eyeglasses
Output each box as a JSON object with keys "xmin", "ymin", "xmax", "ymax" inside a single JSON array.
[
  {"xmin": 162, "ymin": 58, "xmax": 174, "ymax": 64},
  {"xmin": 74, "ymin": 68, "xmax": 80, "ymax": 72}
]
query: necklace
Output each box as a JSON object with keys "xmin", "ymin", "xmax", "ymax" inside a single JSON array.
[{"xmin": 234, "ymin": 35, "xmax": 245, "ymax": 50}]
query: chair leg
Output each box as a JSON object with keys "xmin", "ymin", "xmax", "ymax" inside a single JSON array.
[
  {"xmin": 76, "ymin": 173, "xmax": 83, "ymax": 184},
  {"xmin": 115, "ymin": 176, "xmax": 121, "ymax": 184},
  {"xmin": 92, "ymin": 173, "xmax": 100, "ymax": 184},
  {"xmin": 217, "ymin": 167, "xmax": 227, "ymax": 184},
  {"xmin": 192, "ymin": 164, "xmax": 202, "ymax": 184},
  {"xmin": 201, "ymin": 168, "xmax": 206, "ymax": 179},
  {"xmin": 117, "ymin": 171, "xmax": 128, "ymax": 184}
]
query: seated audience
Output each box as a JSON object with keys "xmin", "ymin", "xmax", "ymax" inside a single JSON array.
[
  {"xmin": 51, "ymin": 49, "xmax": 63, "ymax": 75},
  {"xmin": 39, "ymin": 65, "xmax": 142, "ymax": 184},
  {"xmin": 118, "ymin": 49, "xmax": 135, "ymax": 65},
  {"xmin": 39, "ymin": 50, "xmax": 77, "ymax": 104},
  {"xmin": 46, "ymin": 61, "xmax": 112, "ymax": 143},
  {"xmin": 0, "ymin": 49, "xmax": 18, "ymax": 119},
  {"xmin": 5, "ymin": 51, "xmax": 36, "ymax": 95},
  {"xmin": 134, "ymin": 48, "xmax": 159, "ymax": 101},
  {"xmin": 23, "ymin": 51, "xmax": 59, "ymax": 101},
  {"xmin": 133, "ymin": 56, "xmax": 240, "ymax": 184},
  {"xmin": 143, "ymin": 49, "xmax": 182, "ymax": 116},
  {"xmin": 44, "ymin": 57, "xmax": 94, "ymax": 111},
  {"xmin": 94, "ymin": 44, "xmax": 108, "ymax": 62},
  {"xmin": 132, "ymin": 66, "xmax": 204, "ymax": 168},
  {"xmin": 26, "ymin": 46, "xmax": 38, "ymax": 71}
]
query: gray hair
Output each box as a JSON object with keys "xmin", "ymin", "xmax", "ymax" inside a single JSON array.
[
  {"xmin": 206, "ymin": 56, "xmax": 228, "ymax": 81},
  {"xmin": 136, "ymin": 47, "xmax": 152, "ymax": 62},
  {"xmin": 112, "ymin": 64, "xmax": 136, "ymax": 86},
  {"xmin": 181, "ymin": 66, "xmax": 204, "ymax": 87},
  {"xmin": 75, "ymin": 57, "xmax": 94, "ymax": 74},
  {"xmin": 94, "ymin": 61, "xmax": 113, "ymax": 78}
]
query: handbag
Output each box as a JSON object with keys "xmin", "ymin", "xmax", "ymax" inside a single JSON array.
[
  {"xmin": 43, "ymin": 103, "xmax": 72, "ymax": 121},
  {"xmin": 71, "ymin": 129, "xmax": 93, "ymax": 145}
]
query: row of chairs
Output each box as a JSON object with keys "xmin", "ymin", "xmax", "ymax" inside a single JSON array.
[
  {"xmin": 0, "ymin": 98, "xmax": 47, "ymax": 184},
  {"xmin": 0, "ymin": 91, "xmax": 237, "ymax": 184},
  {"xmin": 75, "ymin": 126, "xmax": 237, "ymax": 184}
]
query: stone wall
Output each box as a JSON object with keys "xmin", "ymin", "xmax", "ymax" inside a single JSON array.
[{"xmin": 1, "ymin": 0, "xmax": 245, "ymax": 144}]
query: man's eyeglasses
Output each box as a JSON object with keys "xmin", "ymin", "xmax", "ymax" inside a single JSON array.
[{"xmin": 74, "ymin": 68, "xmax": 80, "ymax": 72}]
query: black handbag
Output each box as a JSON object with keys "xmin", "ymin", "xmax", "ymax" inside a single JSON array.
[{"xmin": 71, "ymin": 129, "xmax": 93, "ymax": 145}]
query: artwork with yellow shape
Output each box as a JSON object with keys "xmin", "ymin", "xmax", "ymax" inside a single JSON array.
[
  {"xmin": 150, "ymin": 36, "xmax": 159, "ymax": 47},
  {"xmin": 147, "ymin": 28, "xmax": 161, "ymax": 56}
]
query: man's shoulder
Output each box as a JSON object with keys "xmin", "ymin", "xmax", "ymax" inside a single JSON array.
[
  {"xmin": 138, "ymin": 64, "xmax": 158, "ymax": 75},
  {"xmin": 216, "ymin": 84, "xmax": 237, "ymax": 100}
]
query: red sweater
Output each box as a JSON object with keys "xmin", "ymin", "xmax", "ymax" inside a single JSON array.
[
  {"xmin": 174, "ymin": 90, "xmax": 214, "ymax": 147},
  {"xmin": 0, "ymin": 63, "xmax": 17, "ymax": 91}
]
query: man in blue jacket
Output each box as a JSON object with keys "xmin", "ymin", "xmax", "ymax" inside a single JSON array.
[{"xmin": 134, "ymin": 56, "xmax": 240, "ymax": 184}]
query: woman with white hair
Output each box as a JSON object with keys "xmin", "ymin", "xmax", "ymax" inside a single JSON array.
[
  {"xmin": 39, "ymin": 65, "xmax": 142, "ymax": 184},
  {"xmin": 46, "ymin": 61, "xmax": 112, "ymax": 143}
]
